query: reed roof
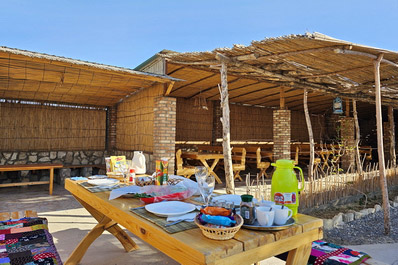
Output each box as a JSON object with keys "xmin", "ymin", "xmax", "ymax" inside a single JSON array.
[
  {"xmin": 162, "ymin": 32, "xmax": 398, "ymax": 114},
  {"xmin": 0, "ymin": 46, "xmax": 177, "ymax": 107}
]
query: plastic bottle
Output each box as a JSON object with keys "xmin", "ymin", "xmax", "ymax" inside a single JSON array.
[
  {"xmin": 129, "ymin": 168, "xmax": 136, "ymax": 184},
  {"xmin": 240, "ymin": 194, "xmax": 255, "ymax": 225}
]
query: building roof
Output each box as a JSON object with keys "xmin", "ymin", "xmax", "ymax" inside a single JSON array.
[
  {"xmin": 0, "ymin": 46, "xmax": 178, "ymax": 107},
  {"xmin": 161, "ymin": 32, "xmax": 398, "ymax": 114}
]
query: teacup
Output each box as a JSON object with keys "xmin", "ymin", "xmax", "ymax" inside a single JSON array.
[
  {"xmin": 273, "ymin": 206, "xmax": 293, "ymax": 225},
  {"xmin": 255, "ymin": 206, "xmax": 274, "ymax": 226}
]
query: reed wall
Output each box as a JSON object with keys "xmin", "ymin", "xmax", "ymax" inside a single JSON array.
[
  {"xmin": 176, "ymin": 100, "xmax": 326, "ymax": 143},
  {"xmin": 0, "ymin": 102, "xmax": 106, "ymax": 151},
  {"xmin": 116, "ymin": 83, "xmax": 164, "ymax": 152},
  {"xmin": 176, "ymin": 98, "xmax": 213, "ymax": 141}
]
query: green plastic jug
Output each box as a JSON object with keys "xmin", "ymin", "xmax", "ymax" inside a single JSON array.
[{"xmin": 271, "ymin": 159, "xmax": 304, "ymax": 216}]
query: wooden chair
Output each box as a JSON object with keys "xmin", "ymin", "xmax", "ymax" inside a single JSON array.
[
  {"xmin": 176, "ymin": 149, "xmax": 196, "ymax": 179},
  {"xmin": 257, "ymin": 147, "xmax": 271, "ymax": 178},
  {"xmin": 232, "ymin": 147, "xmax": 246, "ymax": 181}
]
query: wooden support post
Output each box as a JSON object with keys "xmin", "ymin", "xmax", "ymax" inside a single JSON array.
[
  {"xmin": 388, "ymin": 106, "xmax": 396, "ymax": 167},
  {"xmin": 345, "ymin": 98, "xmax": 350, "ymax": 117},
  {"xmin": 374, "ymin": 54, "xmax": 391, "ymax": 235},
  {"xmin": 303, "ymin": 88, "xmax": 314, "ymax": 181},
  {"xmin": 280, "ymin": 87, "xmax": 286, "ymax": 109},
  {"xmin": 353, "ymin": 100, "xmax": 363, "ymax": 175},
  {"xmin": 217, "ymin": 53, "xmax": 235, "ymax": 194}
]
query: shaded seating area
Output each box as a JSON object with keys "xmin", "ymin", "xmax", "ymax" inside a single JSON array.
[{"xmin": 175, "ymin": 149, "xmax": 195, "ymax": 179}]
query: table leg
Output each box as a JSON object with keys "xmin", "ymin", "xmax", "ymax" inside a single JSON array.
[
  {"xmin": 49, "ymin": 167, "xmax": 54, "ymax": 195},
  {"xmin": 200, "ymin": 158, "xmax": 222, "ymax": 184},
  {"xmin": 65, "ymin": 216, "xmax": 114, "ymax": 265},
  {"xmin": 285, "ymin": 242, "xmax": 312, "ymax": 265},
  {"xmin": 65, "ymin": 197, "xmax": 139, "ymax": 265}
]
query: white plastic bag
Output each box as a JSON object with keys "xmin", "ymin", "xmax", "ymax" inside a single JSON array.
[{"xmin": 132, "ymin": 151, "xmax": 146, "ymax": 174}]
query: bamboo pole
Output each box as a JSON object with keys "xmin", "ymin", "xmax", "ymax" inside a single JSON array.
[
  {"xmin": 388, "ymin": 106, "xmax": 396, "ymax": 168},
  {"xmin": 217, "ymin": 53, "xmax": 235, "ymax": 194},
  {"xmin": 353, "ymin": 100, "xmax": 363, "ymax": 175},
  {"xmin": 303, "ymin": 88, "xmax": 314, "ymax": 181},
  {"xmin": 374, "ymin": 54, "xmax": 391, "ymax": 235}
]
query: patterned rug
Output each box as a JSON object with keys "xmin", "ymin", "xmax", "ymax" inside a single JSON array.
[
  {"xmin": 309, "ymin": 240, "xmax": 370, "ymax": 265},
  {"xmin": 0, "ymin": 216, "xmax": 62, "ymax": 265}
]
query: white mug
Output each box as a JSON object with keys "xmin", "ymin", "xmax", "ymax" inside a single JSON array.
[
  {"xmin": 273, "ymin": 207, "xmax": 293, "ymax": 225},
  {"xmin": 256, "ymin": 207, "xmax": 274, "ymax": 226}
]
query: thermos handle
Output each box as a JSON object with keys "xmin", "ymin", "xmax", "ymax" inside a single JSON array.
[{"xmin": 294, "ymin": 166, "xmax": 304, "ymax": 191}]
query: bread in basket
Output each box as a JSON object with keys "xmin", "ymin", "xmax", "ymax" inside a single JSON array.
[{"xmin": 194, "ymin": 214, "xmax": 243, "ymax": 240}]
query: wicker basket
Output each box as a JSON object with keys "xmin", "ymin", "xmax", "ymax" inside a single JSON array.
[{"xmin": 194, "ymin": 214, "xmax": 243, "ymax": 240}]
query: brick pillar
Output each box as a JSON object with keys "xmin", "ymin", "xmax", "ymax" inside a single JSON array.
[
  {"xmin": 383, "ymin": 121, "xmax": 391, "ymax": 162},
  {"xmin": 273, "ymin": 110, "xmax": 291, "ymax": 161},
  {"xmin": 107, "ymin": 105, "xmax": 117, "ymax": 153},
  {"xmin": 340, "ymin": 117, "xmax": 355, "ymax": 170},
  {"xmin": 153, "ymin": 97, "xmax": 177, "ymax": 173},
  {"xmin": 212, "ymin": 100, "xmax": 222, "ymax": 145}
]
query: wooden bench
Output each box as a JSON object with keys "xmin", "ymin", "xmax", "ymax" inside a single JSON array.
[
  {"xmin": 63, "ymin": 164, "xmax": 106, "ymax": 170},
  {"xmin": 0, "ymin": 163, "xmax": 63, "ymax": 195}
]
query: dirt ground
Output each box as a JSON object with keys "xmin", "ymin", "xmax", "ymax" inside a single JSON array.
[{"xmin": 305, "ymin": 188, "xmax": 398, "ymax": 219}]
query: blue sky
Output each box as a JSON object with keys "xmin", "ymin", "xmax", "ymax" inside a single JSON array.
[{"xmin": 1, "ymin": 0, "xmax": 397, "ymax": 69}]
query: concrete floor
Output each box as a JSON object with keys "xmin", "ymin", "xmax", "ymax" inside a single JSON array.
[{"xmin": 1, "ymin": 183, "xmax": 396, "ymax": 264}]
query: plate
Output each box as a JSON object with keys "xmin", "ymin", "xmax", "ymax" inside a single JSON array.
[
  {"xmin": 145, "ymin": 201, "xmax": 196, "ymax": 217},
  {"xmin": 212, "ymin": 194, "xmax": 258, "ymax": 207},
  {"xmin": 87, "ymin": 178, "xmax": 119, "ymax": 186},
  {"xmin": 242, "ymin": 217, "xmax": 295, "ymax": 231},
  {"xmin": 88, "ymin": 175, "xmax": 108, "ymax": 179}
]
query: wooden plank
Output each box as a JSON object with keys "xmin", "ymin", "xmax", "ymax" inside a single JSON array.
[
  {"xmin": 0, "ymin": 163, "xmax": 63, "ymax": 171},
  {"xmin": 0, "ymin": 181, "xmax": 50, "ymax": 187},
  {"xmin": 212, "ymin": 228, "xmax": 321, "ymax": 265}
]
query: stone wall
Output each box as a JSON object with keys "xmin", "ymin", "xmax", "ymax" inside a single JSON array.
[{"xmin": 0, "ymin": 150, "xmax": 106, "ymax": 185}]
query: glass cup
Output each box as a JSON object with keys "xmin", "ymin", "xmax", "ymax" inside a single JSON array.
[{"xmin": 195, "ymin": 166, "xmax": 215, "ymax": 206}]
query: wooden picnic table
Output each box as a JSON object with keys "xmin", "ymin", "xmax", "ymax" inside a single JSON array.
[
  {"xmin": 181, "ymin": 152, "xmax": 225, "ymax": 184},
  {"xmin": 64, "ymin": 179, "xmax": 323, "ymax": 265},
  {"xmin": 0, "ymin": 163, "xmax": 63, "ymax": 195}
]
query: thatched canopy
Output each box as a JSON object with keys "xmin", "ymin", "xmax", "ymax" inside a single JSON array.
[
  {"xmin": 0, "ymin": 46, "xmax": 178, "ymax": 107},
  {"xmin": 162, "ymin": 32, "xmax": 398, "ymax": 115}
]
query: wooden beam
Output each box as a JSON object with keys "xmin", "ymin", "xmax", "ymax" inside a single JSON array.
[
  {"xmin": 171, "ymin": 73, "xmax": 217, "ymax": 94},
  {"xmin": 304, "ymin": 88, "xmax": 315, "ymax": 181},
  {"xmin": 229, "ymin": 85, "xmax": 279, "ymax": 100},
  {"xmin": 374, "ymin": 53, "xmax": 391, "ymax": 235},
  {"xmin": 218, "ymin": 55, "xmax": 235, "ymax": 194},
  {"xmin": 188, "ymin": 77, "xmax": 241, "ymax": 99},
  {"xmin": 300, "ymin": 64, "xmax": 374, "ymax": 79},
  {"xmin": 164, "ymin": 81, "xmax": 175, "ymax": 96},
  {"xmin": 280, "ymin": 87, "xmax": 286, "ymax": 109},
  {"xmin": 256, "ymin": 45, "xmax": 351, "ymax": 60},
  {"xmin": 335, "ymin": 49, "xmax": 398, "ymax": 68}
]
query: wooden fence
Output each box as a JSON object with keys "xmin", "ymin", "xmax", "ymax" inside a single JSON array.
[{"xmin": 246, "ymin": 161, "xmax": 398, "ymax": 210}]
